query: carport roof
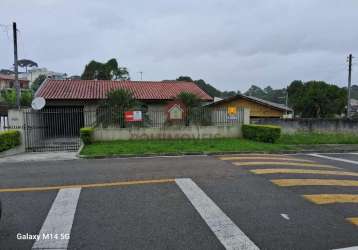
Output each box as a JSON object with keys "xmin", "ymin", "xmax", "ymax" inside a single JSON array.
[{"xmin": 36, "ymin": 79, "xmax": 213, "ymax": 101}]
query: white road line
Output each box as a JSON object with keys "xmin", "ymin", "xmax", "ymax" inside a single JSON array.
[
  {"xmin": 175, "ymin": 178, "xmax": 259, "ymax": 250},
  {"xmin": 309, "ymin": 154, "xmax": 358, "ymax": 165},
  {"xmin": 32, "ymin": 188, "xmax": 81, "ymax": 250},
  {"xmin": 280, "ymin": 214, "xmax": 290, "ymax": 220},
  {"xmin": 332, "ymin": 246, "xmax": 358, "ymax": 250}
]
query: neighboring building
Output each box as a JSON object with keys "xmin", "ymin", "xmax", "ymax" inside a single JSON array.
[
  {"xmin": 0, "ymin": 74, "xmax": 30, "ymax": 90},
  {"xmin": 20, "ymin": 67, "xmax": 67, "ymax": 86},
  {"xmin": 351, "ymin": 99, "xmax": 358, "ymax": 114},
  {"xmin": 207, "ymin": 94, "xmax": 293, "ymax": 118}
]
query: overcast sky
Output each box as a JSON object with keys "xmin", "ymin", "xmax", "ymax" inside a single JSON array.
[{"xmin": 1, "ymin": 0, "xmax": 358, "ymax": 92}]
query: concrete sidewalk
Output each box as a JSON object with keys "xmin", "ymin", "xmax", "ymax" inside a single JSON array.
[{"xmin": 0, "ymin": 152, "xmax": 78, "ymax": 163}]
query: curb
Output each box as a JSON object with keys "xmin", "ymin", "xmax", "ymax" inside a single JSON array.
[{"xmin": 78, "ymin": 146, "xmax": 358, "ymax": 159}]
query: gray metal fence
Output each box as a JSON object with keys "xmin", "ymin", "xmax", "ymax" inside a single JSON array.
[
  {"xmin": 23, "ymin": 107, "xmax": 83, "ymax": 152},
  {"xmin": 89, "ymin": 106, "xmax": 245, "ymax": 128}
]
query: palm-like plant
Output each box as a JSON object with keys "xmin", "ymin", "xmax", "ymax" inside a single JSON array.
[
  {"xmin": 106, "ymin": 89, "xmax": 138, "ymax": 127},
  {"xmin": 176, "ymin": 92, "xmax": 200, "ymax": 126}
]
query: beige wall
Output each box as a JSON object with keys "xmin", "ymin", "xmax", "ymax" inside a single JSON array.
[{"xmin": 93, "ymin": 125, "xmax": 242, "ymax": 141}]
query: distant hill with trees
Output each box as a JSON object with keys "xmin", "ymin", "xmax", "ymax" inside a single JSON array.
[{"xmin": 175, "ymin": 76, "xmax": 239, "ymax": 98}]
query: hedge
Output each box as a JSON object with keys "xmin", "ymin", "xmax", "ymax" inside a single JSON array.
[
  {"xmin": 0, "ymin": 130, "xmax": 21, "ymax": 152},
  {"xmin": 80, "ymin": 127, "xmax": 94, "ymax": 145},
  {"xmin": 242, "ymin": 124, "xmax": 281, "ymax": 143}
]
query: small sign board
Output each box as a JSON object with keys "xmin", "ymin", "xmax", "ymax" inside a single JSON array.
[
  {"xmin": 124, "ymin": 111, "xmax": 143, "ymax": 122},
  {"xmin": 227, "ymin": 106, "xmax": 238, "ymax": 121},
  {"xmin": 227, "ymin": 106, "xmax": 237, "ymax": 116},
  {"xmin": 168, "ymin": 104, "xmax": 183, "ymax": 120}
]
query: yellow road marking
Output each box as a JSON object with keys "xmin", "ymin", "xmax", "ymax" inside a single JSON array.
[
  {"xmin": 219, "ymin": 156, "xmax": 313, "ymax": 162},
  {"xmin": 347, "ymin": 217, "xmax": 358, "ymax": 226},
  {"xmin": 251, "ymin": 169, "xmax": 358, "ymax": 177},
  {"xmin": 271, "ymin": 179, "xmax": 358, "ymax": 187},
  {"xmin": 0, "ymin": 179, "xmax": 175, "ymax": 193},
  {"xmin": 303, "ymin": 194, "xmax": 358, "ymax": 204},
  {"xmin": 234, "ymin": 162, "xmax": 338, "ymax": 169}
]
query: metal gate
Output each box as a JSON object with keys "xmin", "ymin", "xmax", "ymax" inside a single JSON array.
[{"xmin": 23, "ymin": 107, "xmax": 84, "ymax": 152}]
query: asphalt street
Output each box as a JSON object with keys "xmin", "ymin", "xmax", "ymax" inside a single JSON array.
[{"xmin": 0, "ymin": 153, "xmax": 358, "ymax": 249}]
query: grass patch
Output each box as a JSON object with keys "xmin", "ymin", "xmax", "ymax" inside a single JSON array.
[
  {"xmin": 80, "ymin": 132, "xmax": 358, "ymax": 157},
  {"xmin": 278, "ymin": 133, "xmax": 358, "ymax": 145},
  {"xmin": 81, "ymin": 138, "xmax": 297, "ymax": 157}
]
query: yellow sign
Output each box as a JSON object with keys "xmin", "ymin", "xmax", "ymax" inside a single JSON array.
[{"xmin": 228, "ymin": 106, "xmax": 237, "ymax": 116}]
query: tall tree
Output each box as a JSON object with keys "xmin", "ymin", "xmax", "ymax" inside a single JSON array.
[
  {"xmin": 81, "ymin": 58, "xmax": 129, "ymax": 80},
  {"xmin": 176, "ymin": 76, "xmax": 239, "ymax": 98},
  {"xmin": 288, "ymin": 80, "xmax": 346, "ymax": 118},
  {"xmin": 194, "ymin": 79, "xmax": 222, "ymax": 98},
  {"xmin": 176, "ymin": 76, "xmax": 194, "ymax": 82},
  {"xmin": 17, "ymin": 59, "xmax": 38, "ymax": 72},
  {"xmin": 31, "ymin": 74, "xmax": 47, "ymax": 92},
  {"xmin": 244, "ymin": 85, "xmax": 267, "ymax": 99}
]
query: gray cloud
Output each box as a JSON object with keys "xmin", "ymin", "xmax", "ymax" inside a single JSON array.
[{"xmin": 1, "ymin": 0, "xmax": 357, "ymax": 92}]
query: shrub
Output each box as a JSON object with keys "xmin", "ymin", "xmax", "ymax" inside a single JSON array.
[
  {"xmin": 242, "ymin": 124, "xmax": 281, "ymax": 143},
  {"xmin": 80, "ymin": 127, "xmax": 94, "ymax": 145},
  {"xmin": 0, "ymin": 130, "xmax": 21, "ymax": 152}
]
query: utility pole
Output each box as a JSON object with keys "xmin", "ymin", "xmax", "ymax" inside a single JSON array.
[
  {"xmin": 13, "ymin": 22, "xmax": 20, "ymax": 109},
  {"xmin": 285, "ymin": 88, "xmax": 288, "ymax": 116},
  {"xmin": 347, "ymin": 54, "xmax": 353, "ymax": 118},
  {"xmin": 138, "ymin": 71, "xmax": 143, "ymax": 80}
]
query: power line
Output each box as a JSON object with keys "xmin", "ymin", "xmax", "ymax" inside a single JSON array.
[{"xmin": 0, "ymin": 23, "xmax": 11, "ymax": 39}]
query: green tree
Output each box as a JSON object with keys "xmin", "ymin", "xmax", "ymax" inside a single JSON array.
[
  {"xmin": 0, "ymin": 89, "xmax": 33, "ymax": 107},
  {"xmin": 18, "ymin": 59, "xmax": 38, "ymax": 72},
  {"xmin": 81, "ymin": 58, "xmax": 129, "ymax": 80},
  {"xmin": 194, "ymin": 79, "xmax": 222, "ymax": 98},
  {"xmin": 106, "ymin": 89, "xmax": 138, "ymax": 127},
  {"xmin": 177, "ymin": 92, "xmax": 200, "ymax": 108},
  {"xmin": 244, "ymin": 85, "xmax": 267, "ymax": 99},
  {"xmin": 31, "ymin": 74, "xmax": 47, "ymax": 92},
  {"xmin": 288, "ymin": 80, "xmax": 346, "ymax": 118},
  {"xmin": 177, "ymin": 92, "xmax": 201, "ymax": 126},
  {"xmin": 20, "ymin": 90, "xmax": 33, "ymax": 106},
  {"xmin": 222, "ymin": 90, "xmax": 240, "ymax": 98},
  {"xmin": 176, "ymin": 76, "xmax": 194, "ymax": 82}
]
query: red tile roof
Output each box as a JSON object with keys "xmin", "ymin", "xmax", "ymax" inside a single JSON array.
[{"xmin": 36, "ymin": 80, "xmax": 213, "ymax": 101}]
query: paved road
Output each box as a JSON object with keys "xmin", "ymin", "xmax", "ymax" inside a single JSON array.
[{"xmin": 0, "ymin": 153, "xmax": 358, "ymax": 249}]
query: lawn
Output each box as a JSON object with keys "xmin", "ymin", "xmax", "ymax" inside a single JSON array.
[
  {"xmin": 278, "ymin": 133, "xmax": 358, "ymax": 145},
  {"xmin": 80, "ymin": 132, "xmax": 358, "ymax": 157},
  {"xmin": 80, "ymin": 138, "xmax": 298, "ymax": 157}
]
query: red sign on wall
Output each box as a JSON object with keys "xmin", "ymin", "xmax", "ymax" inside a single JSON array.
[{"xmin": 124, "ymin": 111, "xmax": 143, "ymax": 122}]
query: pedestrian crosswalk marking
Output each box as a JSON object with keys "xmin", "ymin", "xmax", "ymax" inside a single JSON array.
[
  {"xmin": 234, "ymin": 162, "xmax": 339, "ymax": 169},
  {"xmin": 32, "ymin": 188, "xmax": 81, "ymax": 249},
  {"xmin": 303, "ymin": 194, "xmax": 358, "ymax": 204},
  {"xmin": 219, "ymin": 156, "xmax": 313, "ymax": 162},
  {"xmin": 271, "ymin": 179, "xmax": 358, "ymax": 187},
  {"xmin": 176, "ymin": 178, "xmax": 259, "ymax": 250},
  {"xmin": 346, "ymin": 217, "xmax": 358, "ymax": 226},
  {"xmin": 251, "ymin": 169, "xmax": 358, "ymax": 177}
]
